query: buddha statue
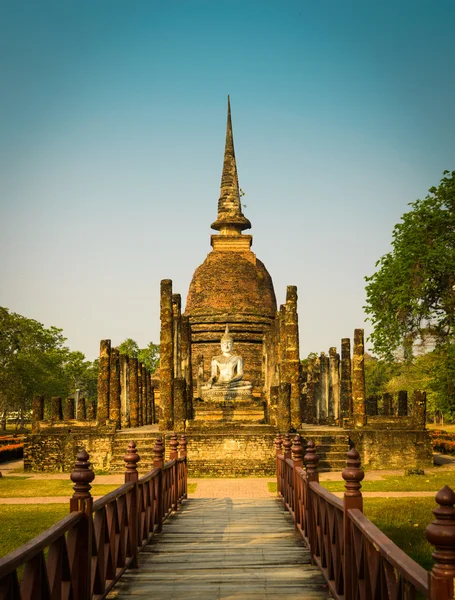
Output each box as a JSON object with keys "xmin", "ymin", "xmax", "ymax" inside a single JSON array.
[{"xmin": 201, "ymin": 325, "xmax": 253, "ymax": 401}]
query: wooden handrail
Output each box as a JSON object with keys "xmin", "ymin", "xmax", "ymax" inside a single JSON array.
[{"xmin": 276, "ymin": 432, "xmax": 455, "ymax": 600}]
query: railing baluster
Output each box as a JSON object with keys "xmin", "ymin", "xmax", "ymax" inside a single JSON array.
[
  {"xmin": 304, "ymin": 439, "xmax": 319, "ymax": 563},
  {"xmin": 341, "ymin": 445, "xmax": 364, "ymax": 599},
  {"xmin": 426, "ymin": 485, "xmax": 455, "ymax": 600},
  {"xmin": 153, "ymin": 437, "xmax": 165, "ymax": 532},
  {"xmin": 124, "ymin": 441, "xmax": 140, "ymax": 568}
]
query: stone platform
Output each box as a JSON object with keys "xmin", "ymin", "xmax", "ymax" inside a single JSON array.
[{"xmin": 193, "ymin": 398, "xmax": 265, "ymax": 423}]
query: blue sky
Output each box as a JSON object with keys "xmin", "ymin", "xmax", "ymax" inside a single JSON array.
[{"xmin": 1, "ymin": 1, "xmax": 454, "ymax": 360}]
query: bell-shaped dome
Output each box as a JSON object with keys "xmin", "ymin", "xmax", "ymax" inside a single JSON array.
[{"xmin": 185, "ymin": 251, "xmax": 276, "ymax": 318}]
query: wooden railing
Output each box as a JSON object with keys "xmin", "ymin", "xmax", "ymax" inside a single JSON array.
[
  {"xmin": 276, "ymin": 432, "xmax": 455, "ymax": 600},
  {"xmin": 0, "ymin": 432, "xmax": 188, "ymax": 600}
]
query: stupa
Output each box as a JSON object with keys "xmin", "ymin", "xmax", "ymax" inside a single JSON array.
[{"xmin": 185, "ymin": 97, "xmax": 277, "ymax": 396}]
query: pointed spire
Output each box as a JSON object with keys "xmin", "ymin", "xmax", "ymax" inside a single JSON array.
[{"xmin": 211, "ymin": 96, "xmax": 251, "ymax": 233}]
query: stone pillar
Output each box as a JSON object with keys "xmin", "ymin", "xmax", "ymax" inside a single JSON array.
[
  {"xmin": 284, "ymin": 286, "xmax": 301, "ymax": 429},
  {"xmin": 303, "ymin": 358, "xmax": 315, "ymax": 424},
  {"xmin": 50, "ymin": 397, "xmax": 63, "ymax": 421},
  {"xmin": 412, "ymin": 390, "xmax": 426, "ymax": 429},
  {"xmin": 74, "ymin": 389, "xmax": 81, "ymax": 419},
  {"xmin": 313, "ymin": 356, "xmax": 321, "ymax": 423},
  {"xmin": 277, "ymin": 382, "xmax": 291, "ymax": 434},
  {"xmin": 328, "ymin": 347, "xmax": 340, "ymax": 423},
  {"xmin": 32, "ymin": 395, "xmax": 44, "ymax": 433},
  {"xmin": 137, "ymin": 362, "xmax": 143, "ymax": 426},
  {"xmin": 119, "ymin": 354, "xmax": 130, "ymax": 428},
  {"xmin": 172, "ymin": 294, "xmax": 182, "ymax": 379},
  {"xmin": 278, "ymin": 305, "xmax": 286, "ymax": 381},
  {"xmin": 64, "ymin": 397, "xmax": 75, "ymax": 421},
  {"xmin": 77, "ymin": 397, "xmax": 86, "ymax": 420},
  {"xmin": 146, "ymin": 370, "xmax": 152, "ymax": 425},
  {"xmin": 151, "ymin": 382, "xmax": 156, "ymax": 424},
  {"xmin": 319, "ymin": 353, "xmax": 329, "ymax": 423},
  {"xmin": 340, "ymin": 338, "xmax": 352, "ymax": 425},
  {"xmin": 269, "ymin": 385, "xmax": 279, "ymax": 427},
  {"xmin": 352, "ymin": 329, "xmax": 367, "ymax": 427},
  {"xmin": 109, "ymin": 347, "xmax": 121, "ymax": 428},
  {"xmin": 181, "ymin": 316, "xmax": 193, "ymax": 420},
  {"xmin": 86, "ymin": 399, "xmax": 96, "ymax": 420},
  {"xmin": 141, "ymin": 363, "xmax": 147, "ymax": 426},
  {"xmin": 366, "ymin": 395, "xmax": 378, "ymax": 416},
  {"xmin": 398, "ymin": 390, "xmax": 408, "ymax": 416},
  {"xmin": 383, "ymin": 392, "xmax": 393, "ymax": 416},
  {"xmin": 173, "ymin": 377, "xmax": 186, "ymax": 430},
  {"xmin": 129, "ymin": 357, "xmax": 139, "ymax": 428},
  {"xmin": 160, "ymin": 279, "xmax": 174, "ymax": 431},
  {"xmin": 97, "ymin": 339, "xmax": 111, "ymax": 424}
]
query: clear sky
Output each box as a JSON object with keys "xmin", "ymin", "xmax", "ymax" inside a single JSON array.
[{"xmin": 1, "ymin": 1, "xmax": 454, "ymax": 361}]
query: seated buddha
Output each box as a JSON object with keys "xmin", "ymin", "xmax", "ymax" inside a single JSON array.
[{"xmin": 201, "ymin": 326, "xmax": 253, "ymax": 401}]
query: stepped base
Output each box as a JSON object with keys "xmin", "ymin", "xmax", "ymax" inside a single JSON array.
[{"xmin": 193, "ymin": 399, "xmax": 265, "ymax": 423}]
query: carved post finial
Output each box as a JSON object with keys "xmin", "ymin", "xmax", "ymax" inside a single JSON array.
[
  {"xmin": 291, "ymin": 434, "xmax": 303, "ymax": 466},
  {"xmin": 426, "ymin": 485, "xmax": 455, "ymax": 590},
  {"xmin": 179, "ymin": 434, "xmax": 187, "ymax": 458},
  {"xmin": 124, "ymin": 440, "xmax": 140, "ymax": 483},
  {"xmin": 70, "ymin": 449, "xmax": 95, "ymax": 512},
  {"xmin": 170, "ymin": 432, "xmax": 179, "ymax": 460},
  {"xmin": 304, "ymin": 440, "xmax": 320, "ymax": 480},
  {"xmin": 274, "ymin": 432, "xmax": 283, "ymax": 456},
  {"xmin": 342, "ymin": 445, "xmax": 364, "ymax": 505},
  {"xmin": 283, "ymin": 432, "xmax": 292, "ymax": 459},
  {"xmin": 153, "ymin": 436, "xmax": 165, "ymax": 469}
]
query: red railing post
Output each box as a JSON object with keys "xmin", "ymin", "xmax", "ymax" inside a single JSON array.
[
  {"xmin": 274, "ymin": 432, "xmax": 283, "ymax": 497},
  {"xmin": 426, "ymin": 485, "xmax": 455, "ymax": 600},
  {"xmin": 180, "ymin": 434, "xmax": 188, "ymax": 499},
  {"xmin": 304, "ymin": 440, "xmax": 319, "ymax": 562},
  {"xmin": 69, "ymin": 449, "xmax": 94, "ymax": 600},
  {"xmin": 124, "ymin": 441, "xmax": 140, "ymax": 568},
  {"xmin": 283, "ymin": 432, "xmax": 292, "ymax": 459},
  {"xmin": 341, "ymin": 445, "xmax": 364, "ymax": 599},
  {"xmin": 153, "ymin": 436, "xmax": 165, "ymax": 532},
  {"xmin": 292, "ymin": 434, "xmax": 303, "ymax": 530},
  {"xmin": 169, "ymin": 432, "xmax": 179, "ymax": 509}
]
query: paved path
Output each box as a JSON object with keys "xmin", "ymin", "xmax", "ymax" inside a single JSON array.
[{"xmin": 107, "ymin": 497, "xmax": 330, "ymax": 600}]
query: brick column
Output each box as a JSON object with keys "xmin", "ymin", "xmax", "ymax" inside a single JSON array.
[
  {"xmin": 129, "ymin": 357, "xmax": 139, "ymax": 428},
  {"xmin": 64, "ymin": 397, "xmax": 75, "ymax": 420},
  {"xmin": 120, "ymin": 354, "xmax": 130, "ymax": 428},
  {"xmin": 313, "ymin": 356, "xmax": 321, "ymax": 423},
  {"xmin": 412, "ymin": 390, "xmax": 426, "ymax": 429},
  {"xmin": 137, "ymin": 362, "xmax": 143, "ymax": 426},
  {"xmin": 319, "ymin": 353, "xmax": 329, "ymax": 423},
  {"xmin": 141, "ymin": 363, "xmax": 147, "ymax": 425},
  {"xmin": 109, "ymin": 347, "xmax": 121, "ymax": 428},
  {"xmin": 51, "ymin": 397, "xmax": 63, "ymax": 421},
  {"xmin": 269, "ymin": 385, "xmax": 279, "ymax": 427},
  {"xmin": 398, "ymin": 390, "xmax": 408, "ymax": 416},
  {"xmin": 285, "ymin": 286, "xmax": 301, "ymax": 429},
  {"xmin": 277, "ymin": 382, "xmax": 291, "ymax": 434},
  {"xmin": 340, "ymin": 338, "xmax": 352, "ymax": 425},
  {"xmin": 328, "ymin": 347, "xmax": 340, "ymax": 424},
  {"xmin": 181, "ymin": 315, "xmax": 193, "ymax": 421},
  {"xmin": 97, "ymin": 339, "xmax": 111, "ymax": 424},
  {"xmin": 160, "ymin": 279, "xmax": 174, "ymax": 431},
  {"xmin": 32, "ymin": 395, "xmax": 44, "ymax": 433},
  {"xmin": 173, "ymin": 377, "xmax": 186, "ymax": 430},
  {"xmin": 352, "ymin": 329, "xmax": 367, "ymax": 427},
  {"xmin": 303, "ymin": 358, "xmax": 315, "ymax": 424},
  {"xmin": 172, "ymin": 294, "xmax": 182, "ymax": 379},
  {"xmin": 77, "ymin": 397, "xmax": 86, "ymax": 420}
]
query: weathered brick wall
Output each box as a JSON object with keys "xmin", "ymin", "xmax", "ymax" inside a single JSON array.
[
  {"xmin": 24, "ymin": 423, "xmax": 116, "ymax": 472},
  {"xmin": 170, "ymin": 428, "xmax": 277, "ymax": 477},
  {"xmin": 349, "ymin": 429, "xmax": 432, "ymax": 469}
]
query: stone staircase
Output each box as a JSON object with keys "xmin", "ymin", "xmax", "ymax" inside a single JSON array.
[
  {"xmin": 110, "ymin": 427, "xmax": 160, "ymax": 474},
  {"xmin": 298, "ymin": 428, "xmax": 350, "ymax": 472}
]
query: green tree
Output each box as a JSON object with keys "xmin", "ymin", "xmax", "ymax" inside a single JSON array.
[
  {"xmin": 364, "ymin": 354, "xmax": 399, "ymax": 399},
  {"xmin": 365, "ymin": 170, "xmax": 455, "ymax": 359},
  {"xmin": 118, "ymin": 338, "xmax": 160, "ymax": 373}
]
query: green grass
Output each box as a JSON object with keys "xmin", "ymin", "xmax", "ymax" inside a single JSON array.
[
  {"xmin": 0, "ymin": 477, "xmax": 119, "ymax": 498},
  {"xmin": 268, "ymin": 482, "xmax": 277, "ymax": 493},
  {"xmin": 321, "ymin": 471, "xmax": 455, "ymax": 493},
  {"xmin": 364, "ymin": 498, "xmax": 434, "ymax": 571},
  {"xmin": 187, "ymin": 483, "xmax": 197, "ymax": 494},
  {"xmin": 0, "ymin": 504, "xmax": 68, "ymax": 558}
]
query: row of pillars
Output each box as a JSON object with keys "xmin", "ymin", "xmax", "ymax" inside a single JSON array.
[
  {"xmin": 31, "ymin": 395, "xmax": 96, "ymax": 431},
  {"xmin": 160, "ymin": 279, "xmax": 193, "ymax": 432},
  {"xmin": 97, "ymin": 340, "xmax": 156, "ymax": 428}
]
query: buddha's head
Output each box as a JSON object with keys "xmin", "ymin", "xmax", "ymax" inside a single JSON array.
[{"xmin": 221, "ymin": 325, "xmax": 234, "ymax": 353}]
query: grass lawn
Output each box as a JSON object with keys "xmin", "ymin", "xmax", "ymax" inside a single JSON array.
[
  {"xmin": 364, "ymin": 498, "xmax": 435, "ymax": 571},
  {"xmin": 0, "ymin": 477, "xmax": 121, "ymax": 498},
  {"xmin": 321, "ymin": 471, "xmax": 455, "ymax": 493},
  {"xmin": 0, "ymin": 504, "xmax": 68, "ymax": 558},
  {"xmin": 187, "ymin": 483, "xmax": 197, "ymax": 494}
]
